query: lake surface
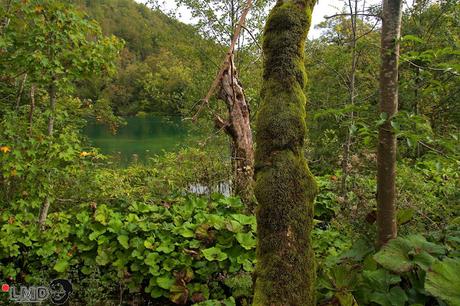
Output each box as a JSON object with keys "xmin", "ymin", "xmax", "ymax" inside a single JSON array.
[{"xmin": 84, "ymin": 115, "xmax": 189, "ymax": 162}]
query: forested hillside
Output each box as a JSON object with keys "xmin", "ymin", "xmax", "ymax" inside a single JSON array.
[
  {"xmin": 0, "ymin": 0, "xmax": 459, "ymax": 305},
  {"xmin": 73, "ymin": 0, "xmax": 221, "ymax": 116}
]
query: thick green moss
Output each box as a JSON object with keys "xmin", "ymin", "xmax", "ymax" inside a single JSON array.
[{"xmin": 253, "ymin": 1, "xmax": 317, "ymax": 305}]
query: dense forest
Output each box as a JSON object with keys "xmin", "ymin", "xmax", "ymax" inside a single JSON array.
[{"xmin": 0, "ymin": 0, "xmax": 459, "ymax": 305}]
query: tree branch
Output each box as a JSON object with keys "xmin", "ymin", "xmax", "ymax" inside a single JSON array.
[
  {"xmin": 325, "ymin": 12, "xmax": 381, "ymax": 20},
  {"xmin": 192, "ymin": 0, "xmax": 253, "ymax": 121}
]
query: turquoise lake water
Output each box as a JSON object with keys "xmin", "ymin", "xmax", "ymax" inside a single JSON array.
[{"xmin": 84, "ymin": 115, "xmax": 189, "ymax": 162}]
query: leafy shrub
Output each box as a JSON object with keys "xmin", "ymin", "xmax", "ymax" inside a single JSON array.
[
  {"xmin": 0, "ymin": 194, "xmax": 255, "ymax": 305},
  {"xmin": 317, "ymin": 234, "xmax": 460, "ymax": 306}
]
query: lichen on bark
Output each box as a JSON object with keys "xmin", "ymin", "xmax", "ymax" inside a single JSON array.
[{"xmin": 253, "ymin": 0, "xmax": 317, "ymax": 305}]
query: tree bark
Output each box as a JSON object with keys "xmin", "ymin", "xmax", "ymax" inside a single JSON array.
[
  {"xmin": 253, "ymin": 0, "xmax": 317, "ymax": 305},
  {"xmin": 38, "ymin": 198, "xmax": 51, "ymax": 230},
  {"xmin": 47, "ymin": 79, "xmax": 57, "ymax": 136},
  {"xmin": 341, "ymin": 0, "xmax": 359, "ymax": 196},
  {"xmin": 39, "ymin": 77, "xmax": 57, "ymax": 230},
  {"xmin": 29, "ymin": 84, "xmax": 35, "ymax": 135},
  {"xmin": 15, "ymin": 73, "xmax": 27, "ymax": 110},
  {"xmin": 217, "ymin": 55, "xmax": 255, "ymax": 210},
  {"xmin": 198, "ymin": 0, "xmax": 255, "ymax": 210},
  {"xmin": 377, "ymin": 0, "xmax": 402, "ymax": 248}
]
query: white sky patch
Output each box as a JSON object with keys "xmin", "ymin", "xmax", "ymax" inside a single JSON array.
[{"xmin": 135, "ymin": 0, "xmax": 382, "ymax": 38}]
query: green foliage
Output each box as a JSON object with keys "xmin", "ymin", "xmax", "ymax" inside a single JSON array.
[
  {"xmin": 425, "ymin": 258, "xmax": 460, "ymax": 305},
  {"xmin": 0, "ymin": 193, "xmax": 256, "ymax": 304},
  {"xmin": 0, "ymin": 0, "xmax": 459, "ymax": 305},
  {"xmin": 373, "ymin": 235, "xmax": 445, "ymax": 273},
  {"xmin": 317, "ymin": 234, "xmax": 460, "ymax": 306},
  {"xmin": 70, "ymin": 0, "xmax": 222, "ymax": 117},
  {"xmin": 1, "ymin": 0, "xmax": 122, "ymax": 93},
  {"xmin": 0, "ymin": 104, "xmax": 96, "ymax": 209}
]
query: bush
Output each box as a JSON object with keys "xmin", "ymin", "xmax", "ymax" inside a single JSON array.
[{"xmin": 0, "ymin": 194, "xmax": 255, "ymax": 305}]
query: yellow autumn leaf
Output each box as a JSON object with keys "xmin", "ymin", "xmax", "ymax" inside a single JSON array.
[
  {"xmin": 34, "ymin": 5, "xmax": 44, "ymax": 13},
  {"xmin": 0, "ymin": 146, "xmax": 11, "ymax": 153}
]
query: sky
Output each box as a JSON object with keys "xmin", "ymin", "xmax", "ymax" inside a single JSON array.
[{"xmin": 136, "ymin": 0, "xmax": 382, "ymax": 38}]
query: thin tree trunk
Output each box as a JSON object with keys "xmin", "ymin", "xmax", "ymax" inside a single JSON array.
[
  {"xmin": 38, "ymin": 198, "xmax": 51, "ymax": 230},
  {"xmin": 217, "ymin": 55, "xmax": 254, "ymax": 210},
  {"xmin": 1, "ymin": 0, "xmax": 12, "ymax": 35},
  {"xmin": 253, "ymin": 0, "xmax": 317, "ymax": 304},
  {"xmin": 377, "ymin": 0, "xmax": 402, "ymax": 248},
  {"xmin": 39, "ymin": 78, "xmax": 57, "ymax": 229},
  {"xmin": 47, "ymin": 80, "xmax": 57, "ymax": 136},
  {"xmin": 15, "ymin": 73, "xmax": 27, "ymax": 110},
  {"xmin": 341, "ymin": 0, "xmax": 359, "ymax": 195},
  {"xmin": 29, "ymin": 84, "xmax": 35, "ymax": 135}
]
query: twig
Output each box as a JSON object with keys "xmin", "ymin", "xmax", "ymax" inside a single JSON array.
[
  {"xmin": 418, "ymin": 141, "xmax": 456, "ymax": 161},
  {"xmin": 325, "ymin": 12, "xmax": 381, "ymax": 20},
  {"xmin": 241, "ymin": 25, "xmax": 263, "ymax": 52}
]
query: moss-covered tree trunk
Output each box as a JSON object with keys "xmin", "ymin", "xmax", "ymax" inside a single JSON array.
[{"xmin": 253, "ymin": 0, "xmax": 317, "ymax": 305}]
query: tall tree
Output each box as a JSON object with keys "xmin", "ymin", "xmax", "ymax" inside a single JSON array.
[
  {"xmin": 1, "ymin": 0, "xmax": 122, "ymax": 229},
  {"xmin": 377, "ymin": 0, "xmax": 403, "ymax": 247},
  {"xmin": 253, "ymin": 0, "xmax": 317, "ymax": 304}
]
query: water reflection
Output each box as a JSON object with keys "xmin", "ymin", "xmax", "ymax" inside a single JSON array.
[{"xmin": 84, "ymin": 115, "xmax": 188, "ymax": 162}]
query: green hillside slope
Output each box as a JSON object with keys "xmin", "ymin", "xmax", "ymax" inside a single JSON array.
[{"xmin": 73, "ymin": 0, "xmax": 220, "ymax": 116}]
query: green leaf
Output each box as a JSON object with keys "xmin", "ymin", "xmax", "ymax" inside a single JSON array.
[
  {"xmin": 397, "ymin": 208, "xmax": 415, "ymax": 225},
  {"xmin": 96, "ymin": 248, "xmax": 110, "ymax": 266},
  {"xmin": 144, "ymin": 237, "xmax": 156, "ymax": 250},
  {"xmin": 177, "ymin": 227, "xmax": 194, "ymax": 238},
  {"xmin": 425, "ymin": 258, "xmax": 460, "ymax": 305},
  {"xmin": 81, "ymin": 266, "xmax": 93, "ymax": 275},
  {"xmin": 157, "ymin": 239, "xmax": 175, "ymax": 254},
  {"xmin": 329, "ymin": 265, "xmax": 358, "ymax": 290},
  {"xmin": 363, "ymin": 269, "xmax": 401, "ymax": 292},
  {"xmin": 156, "ymin": 275, "xmax": 175, "ymax": 290},
  {"xmin": 390, "ymin": 120, "xmax": 400, "ymax": 131},
  {"xmin": 117, "ymin": 235, "xmax": 129, "ymax": 249},
  {"xmin": 402, "ymin": 34, "xmax": 424, "ymax": 43},
  {"xmin": 376, "ymin": 112, "xmax": 388, "ymax": 127},
  {"xmin": 145, "ymin": 252, "xmax": 160, "ymax": 267},
  {"xmin": 336, "ymin": 292, "xmax": 359, "ymax": 306},
  {"xmin": 54, "ymin": 259, "xmax": 69, "ymax": 273},
  {"xmin": 94, "ymin": 205, "xmax": 110, "ymax": 225},
  {"xmin": 340, "ymin": 239, "xmax": 374, "ymax": 261},
  {"xmin": 231, "ymin": 214, "xmax": 255, "ymax": 226},
  {"xmin": 225, "ymin": 220, "xmax": 244, "ymax": 233},
  {"xmin": 207, "ymin": 214, "xmax": 225, "ymax": 230},
  {"xmin": 236, "ymin": 232, "xmax": 257, "ymax": 250},
  {"xmin": 373, "ymin": 235, "xmax": 445, "ymax": 273},
  {"xmin": 89, "ymin": 229, "xmax": 106, "ymax": 241},
  {"xmin": 370, "ymin": 286, "xmax": 408, "ymax": 306},
  {"xmin": 202, "ymin": 247, "xmax": 228, "ymax": 261}
]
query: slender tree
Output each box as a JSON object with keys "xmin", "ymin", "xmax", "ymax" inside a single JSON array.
[
  {"xmin": 2, "ymin": 0, "xmax": 122, "ymax": 229},
  {"xmin": 253, "ymin": 0, "xmax": 317, "ymax": 304},
  {"xmin": 377, "ymin": 0, "xmax": 403, "ymax": 247}
]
